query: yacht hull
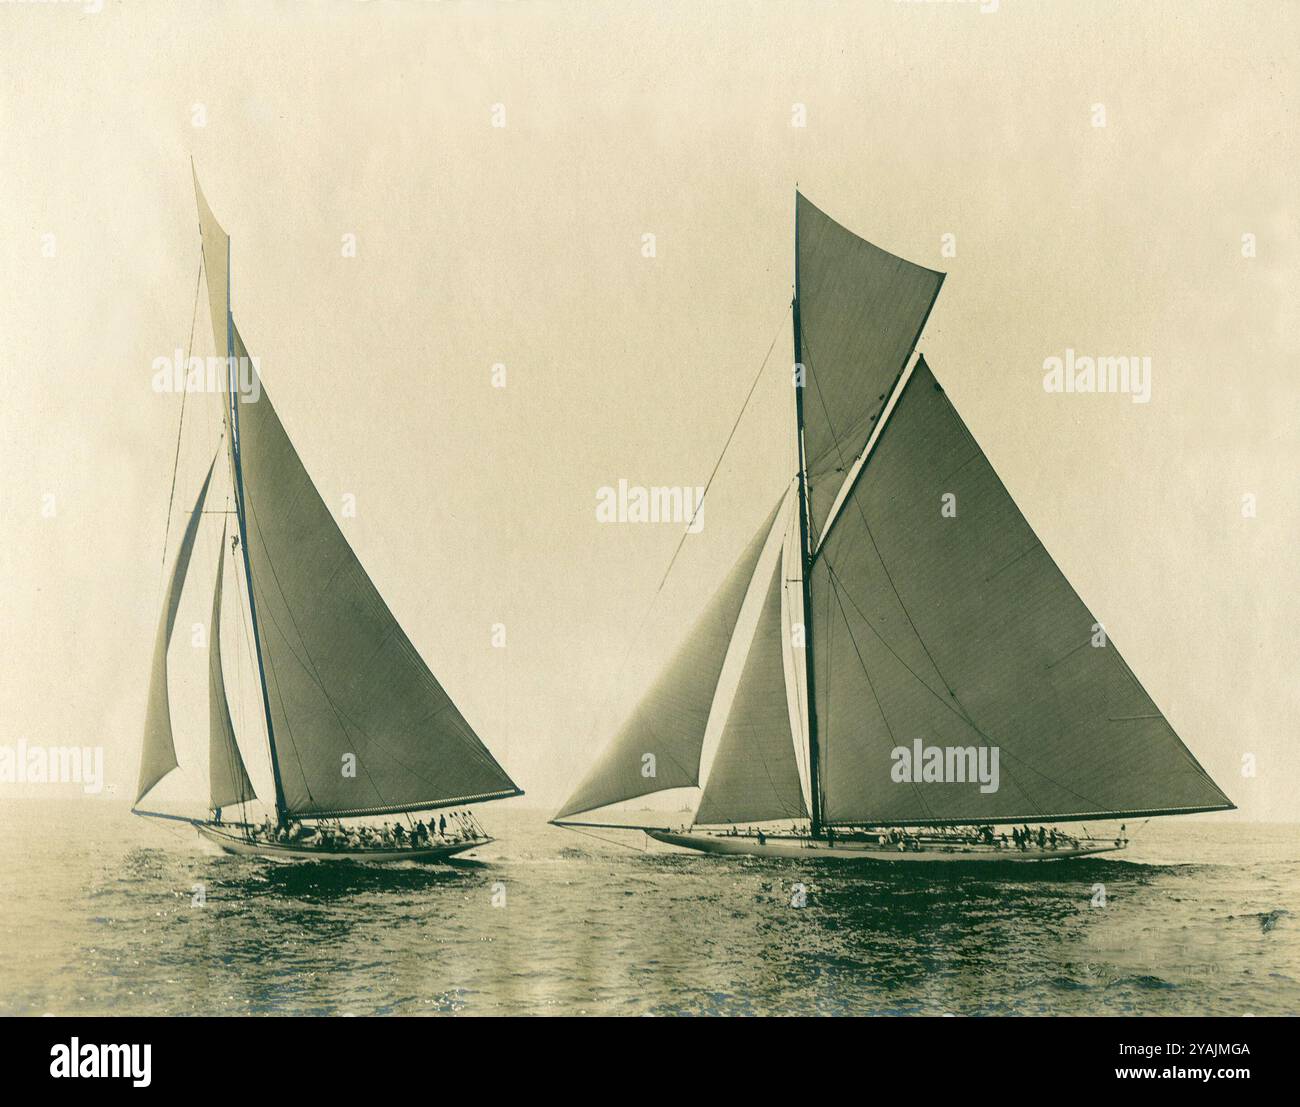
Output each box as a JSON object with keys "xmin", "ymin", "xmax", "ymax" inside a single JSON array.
[
  {"xmin": 195, "ymin": 823, "xmax": 486, "ymax": 863},
  {"xmin": 648, "ymin": 830, "xmax": 1123, "ymax": 863}
]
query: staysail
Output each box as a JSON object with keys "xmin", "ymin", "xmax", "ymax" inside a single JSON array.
[
  {"xmin": 135, "ymin": 457, "xmax": 216, "ymax": 804},
  {"xmin": 208, "ymin": 524, "xmax": 255, "ymax": 811},
  {"xmin": 810, "ymin": 357, "xmax": 1234, "ymax": 825},
  {"xmin": 556, "ymin": 497, "xmax": 784, "ymax": 821},
  {"xmin": 796, "ymin": 193, "xmax": 944, "ymax": 542},
  {"xmin": 694, "ymin": 548, "xmax": 807, "ymax": 826}
]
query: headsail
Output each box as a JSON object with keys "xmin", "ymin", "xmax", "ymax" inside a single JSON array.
[
  {"xmin": 694, "ymin": 548, "xmax": 807, "ymax": 826},
  {"xmin": 810, "ymin": 357, "xmax": 1233, "ymax": 825},
  {"xmin": 136, "ymin": 457, "xmax": 217, "ymax": 804},
  {"xmin": 208, "ymin": 523, "xmax": 255, "ymax": 811},
  {"xmin": 796, "ymin": 193, "xmax": 944, "ymax": 542},
  {"xmin": 555, "ymin": 497, "xmax": 784, "ymax": 821}
]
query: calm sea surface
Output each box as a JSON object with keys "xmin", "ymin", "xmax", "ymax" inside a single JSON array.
[{"xmin": 1, "ymin": 802, "xmax": 1296, "ymax": 1016}]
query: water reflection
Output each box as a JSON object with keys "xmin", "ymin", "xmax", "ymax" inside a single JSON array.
[{"xmin": 10, "ymin": 808, "xmax": 1294, "ymax": 1016}]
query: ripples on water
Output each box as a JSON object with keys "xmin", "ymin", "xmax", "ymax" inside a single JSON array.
[{"xmin": 1, "ymin": 803, "xmax": 1296, "ymax": 1015}]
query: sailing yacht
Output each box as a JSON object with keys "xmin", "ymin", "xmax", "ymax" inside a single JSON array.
[
  {"xmin": 553, "ymin": 192, "xmax": 1233, "ymax": 863},
  {"xmin": 131, "ymin": 171, "xmax": 522, "ymax": 861}
]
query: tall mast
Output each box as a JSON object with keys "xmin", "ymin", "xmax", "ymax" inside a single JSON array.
[
  {"xmin": 225, "ymin": 237, "xmax": 289, "ymax": 824},
  {"xmin": 792, "ymin": 191, "xmax": 825, "ymax": 837}
]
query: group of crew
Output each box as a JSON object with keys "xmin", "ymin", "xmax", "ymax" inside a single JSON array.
[
  {"xmin": 706, "ymin": 822, "xmax": 1120, "ymax": 852},
  {"xmin": 237, "ymin": 810, "xmax": 482, "ymax": 850}
]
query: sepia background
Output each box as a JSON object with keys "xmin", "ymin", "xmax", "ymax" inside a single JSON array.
[{"xmin": 1, "ymin": 0, "xmax": 1296, "ymax": 821}]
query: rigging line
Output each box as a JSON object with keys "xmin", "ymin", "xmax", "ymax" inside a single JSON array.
[
  {"xmin": 780, "ymin": 503, "xmax": 810, "ymax": 790},
  {"xmin": 798, "ymin": 325, "xmax": 854, "ymax": 490},
  {"xmin": 243, "ymin": 554, "xmax": 371, "ymax": 814},
  {"xmin": 823, "ymin": 555, "xmax": 1046, "ymax": 813},
  {"xmin": 236, "ymin": 504, "xmax": 318, "ymax": 809},
  {"xmin": 925, "ymin": 385, "xmax": 1222, "ymax": 795},
  {"xmin": 313, "ymin": 552, "xmax": 502, "ymax": 774},
  {"xmin": 136, "ymin": 813, "xmax": 192, "ymax": 844},
  {"xmin": 824, "ymin": 572, "xmax": 936, "ymax": 822},
  {"xmin": 815, "ymin": 429, "xmax": 1021, "ymax": 790},
  {"xmin": 243, "ymin": 494, "xmax": 502, "ymax": 802},
  {"xmin": 799, "ymin": 324, "xmax": 903, "ymax": 543},
  {"xmin": 924, "ymin": 388, "xmax": 1221, "ymax": 798},
  {"xmin": 571, "ymin": 305, "xmax": 793, "ymax": 796},
  {"xmin": 244, "ymin": 475, "xmax": 462, "ymax": 805},
  {"xmin": 210, "ymin": 510, "xmax": 250, "ymax": 812},
  {"xmin": 822, "ymin": 556, "xmax": 1106, "ymax": 816},
  {"xmin": 231, "ymin": 538, "xmax": 266, "ymax": 805},
  {"xmin": 158, "ymin": 252, "xmax": 205, "ymax": 587},
  {"xmin": 754, "ymin": 721, "xmax": 807, "ymax": 821},
  {"xmin": 251, "ymin": 590, "xmax": 497, "ymax": 798},
  {"xmin": 250, "ymin": 445, "xmax": 501, "ymax": 778},
  {"xmin": 1092, "ymin": 615, "xmax": 1223, "ymax": 787},
  {"xmin": 655, "ymin": 304, "xmax": 790, "ymax": 595},
  {"xmin": 563, "ymin": 824, "xmax": 649, "ymax": 853},
  {"xmin": 818, "ymin": 549, "xmax": 830, "ymax": 809}
]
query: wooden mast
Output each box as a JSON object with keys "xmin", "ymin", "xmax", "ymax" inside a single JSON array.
[
  {"xmin": 792, "ymin": 190, "xmax": 825, "ymax": 838},
  {"xmin": 224, "ymin": 235, "xmax": 289, "ymax": 824}
]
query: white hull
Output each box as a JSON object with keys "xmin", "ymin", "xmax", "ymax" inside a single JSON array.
[
  {"xmin": 195, "ymin": 823, "xmax": 486, "ymax": 863},
  {"xmin": 649, "ymin": 830, "xmax": 1124, "ymax": 863}
]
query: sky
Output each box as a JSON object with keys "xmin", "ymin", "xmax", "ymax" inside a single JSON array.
[{"xmin": 0, "ymin": 0, "xmax": 1296, "ymax": 820}]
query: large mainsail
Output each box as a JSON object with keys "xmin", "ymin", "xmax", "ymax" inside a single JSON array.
[
  {"xmin": 796, "ymin": 193, "xmax": 944, "ymax": 541},
  {"xmin": 193, "ymin": 173, "xmax": 519, "ymax": 820},
  {"xmin": 229, "ymin": 335, "xmax": 520, "ymax": 817},
  {"xmin": 810, "ymin": 356, "xmax": 1233, "ymax": 825},
  {"xmin": 208, "ymin": 524, "xmax": 255, "ymax": 811},
  {"xmin": 694, "ymin": 550, "xmax": 808, "ymax": 826},
  {"xmin": 135, "ymin": 458, "xmax": 216, "ymax": 805},
  {"xmin": 556, "ymin": 498, "xmax": 784, "ymax": 821}
]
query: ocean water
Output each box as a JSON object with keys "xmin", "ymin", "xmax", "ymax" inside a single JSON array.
[{"xmin": 1, "ymin": 802, "xmax": 1296, "ymax": 1016}]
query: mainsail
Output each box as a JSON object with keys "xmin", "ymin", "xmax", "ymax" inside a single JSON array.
[
  {"xmin": 810, "ymin": 357, "xmax": 1233, "ymax": 825},
  {"xmin": 555, "ymin": 498, "xmax": 784, "ymax": 821},
  {"xmin": 162, "ymin": 171, "xmax": 522, "ymax": 821},
  {"xmin": 208, "ymin": 524, "xmax": 255, "ymax": 811},
  {"xmin": 694, "ymin": 549, "xmax": 807, "ymax": 826},
  {"xmin": 230, "ymin": 335, "xmax": 520, "ymax": 817},
  {"xmin": 135, "ymin": 457, "xmax": 216, "ymax": 804}
]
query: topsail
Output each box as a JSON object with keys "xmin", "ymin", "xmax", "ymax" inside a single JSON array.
[{"xmin": 796, "ymin": 194, "xmax": 944, "ymax": 541}]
